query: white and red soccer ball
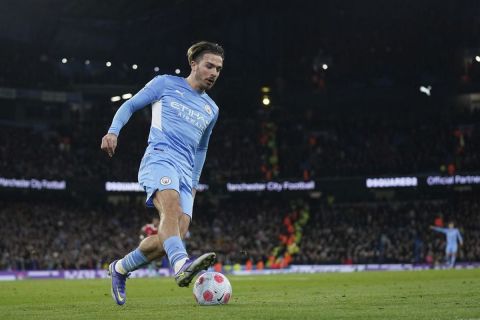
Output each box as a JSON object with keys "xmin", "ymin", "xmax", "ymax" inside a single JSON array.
[{"xmin": 193, "ymin": 271, "xmax": 232, "ymax": 306}]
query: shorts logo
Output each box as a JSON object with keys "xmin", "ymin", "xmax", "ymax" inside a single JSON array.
[
  {"xmin": 204, "ymin": 104, "xmax": 212, "ymax": 115},
  {"xmin": 160, "ymin": 177, "xmax": 172, "ymax": 185}
]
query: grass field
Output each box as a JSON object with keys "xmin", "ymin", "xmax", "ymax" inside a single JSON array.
[{"xmin": 0, "ymin": 269, "xmax": 479, "ymax": 320}]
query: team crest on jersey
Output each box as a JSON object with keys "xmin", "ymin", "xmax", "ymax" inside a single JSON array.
[
  {"xmin": 204, "ymin": 104, "xmax": 212, "ymax": 115},
  {"xmin": 160, "ymin": 177, "xmax": 172, "ymax": 185}
]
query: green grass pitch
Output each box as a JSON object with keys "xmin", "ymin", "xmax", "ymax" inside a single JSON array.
[{"xmin": 0, "ymin": 269, "xmax": 479, "ymax": 320}]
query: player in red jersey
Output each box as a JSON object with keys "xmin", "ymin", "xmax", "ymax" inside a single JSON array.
[{"xmin": 140, "ymin": 217, "xmax": 159, "ymax": 240}]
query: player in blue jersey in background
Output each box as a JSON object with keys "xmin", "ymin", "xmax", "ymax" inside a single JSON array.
[
  {"xmin": 430, "ymin": 222, "xmax": 463, "ymax": 269},
  {"xmin": 100, "ymin": 41, "xmax": 224, "ymax": 305}
]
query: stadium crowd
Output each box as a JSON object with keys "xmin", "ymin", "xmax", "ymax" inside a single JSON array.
[
  {"xmin": 1, "ymin": 103, "xmax": 479, "ymax": 183},
  {"xmin": 1, "ymin": 197, "xmax": 478, "ymax": 270},
  {"xmin": 1, "ymin": 14, "xmax": 480, "ymax": 272}
]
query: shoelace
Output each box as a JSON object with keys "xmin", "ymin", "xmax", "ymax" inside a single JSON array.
[{"xmin": 117, "ymin": 273, "xmax": 130, "ymax": 292}]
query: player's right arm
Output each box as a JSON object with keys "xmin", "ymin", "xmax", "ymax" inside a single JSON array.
[
  {"xmin": 139, "ymin": 224, "xmax": 147, "ymax": 240},
  {"xmin": 101, "ymin": 76, "xmax": 166, "ymax": 157},
  {"xmin": 429, "ymin": 226, "xmax": 447, "ymax": 234}
]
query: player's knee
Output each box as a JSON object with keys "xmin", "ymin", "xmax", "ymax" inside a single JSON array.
[{"xmin": 159, "ymin": 205, "xmax": 183, "ymax": 220}]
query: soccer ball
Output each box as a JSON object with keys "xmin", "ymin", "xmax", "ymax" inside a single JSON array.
[{"xmin": 193, "ymin": 271, "xmax": 232, "ymax": 306}]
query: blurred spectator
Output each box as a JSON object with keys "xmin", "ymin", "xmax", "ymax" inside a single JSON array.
[
  {"xmin": 1, "ymin": 102, "xmax": 479, "ymax": 182},
  {"xmin": 1, "ymin": 197, "xmax": 478, "ymax": 270}
]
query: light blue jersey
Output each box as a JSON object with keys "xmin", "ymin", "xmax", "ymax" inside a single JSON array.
[
  {"xmin": 108, "ymin": 75, "xmax": 219, "ymax": 213},
  {"xmin": 431, "ymin": 227, "xmax": 463, "ymax": 253}
]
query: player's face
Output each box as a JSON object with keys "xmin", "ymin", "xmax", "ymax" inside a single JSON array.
[{"xmin": 192, "ymin": 53, "xmax": 223, "ymax": 91}]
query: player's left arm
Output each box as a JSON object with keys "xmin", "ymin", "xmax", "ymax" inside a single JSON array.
[{"xmin": 192, "ymin": 112, "xmax": 219, "ymax": 194}]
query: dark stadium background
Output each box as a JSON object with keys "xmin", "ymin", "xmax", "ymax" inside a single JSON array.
[{"xmin": 1, "ymin": 0, "xmax": 479, "ymax": 271}]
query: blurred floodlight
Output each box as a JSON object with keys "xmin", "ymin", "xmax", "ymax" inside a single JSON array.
[
  {"xmin": 154, "ymin": 66, "xmax": 160, "ymax": 72},
  {"xmin": 106, "ymin": 61, "xmax": 112, "ymax": 67},
  {"xmin": 85, "ymin": 60, "xmax": 90, "ymax": 65},
  {"xmin": 132, "ymin": 64, "xmax": 138, "ymax": 70},
  {"xmin": 122, "ymin": 93, "xmax": 133, "ymax": 100},
  {"xmin": 61, "ymin": 58, "xmax": 68, "ymax": 64},
  {"xmin": 175, "ymin": 68, "xmax": 181, "ymax": 74},
  {"xmin": 419, "ymin": 86, "xmax": 432, "ymax": 96},
  {"xmin": 322, "ymin": 64, "xmax": 328, "ymax": 70},
  {"xmin": 476, "ymin": 56, "xmax": 480, "ymax": 62},
  {"xmin": 110, "ymin": 96, "xmax": 121, "ymax": 102},
  {"xmin": 262, "ymin": 96, "xmax": 271, "ymax": 106},
  {"xmin": 261, "ymin": 86, "xmax": 271, "ymax": 93}
]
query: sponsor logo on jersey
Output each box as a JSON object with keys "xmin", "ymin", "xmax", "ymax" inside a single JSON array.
[
  {"xmin": 170, "ymin": 101, "xmax": 210, "ymax": 131},
  {"xmin": 204, "ymin": 104, "xmax": 212, "ymax": 115}
]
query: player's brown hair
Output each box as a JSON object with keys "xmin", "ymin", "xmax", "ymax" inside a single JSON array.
[{"xmin": 187, "ymin": 41, "xmax": 224, "ymax": 64}]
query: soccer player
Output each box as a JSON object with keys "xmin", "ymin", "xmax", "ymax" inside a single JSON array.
[
  {"xmin": 140, "ymin": 217, "xmax": 159, "ymax": 240},
  {"xmin": 100, "ymin": 41, "xmax": 224, "ymax": 305},
  {"xmin": 430, "ymin": 222, "xmax": 463, "ymax": 268}
]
